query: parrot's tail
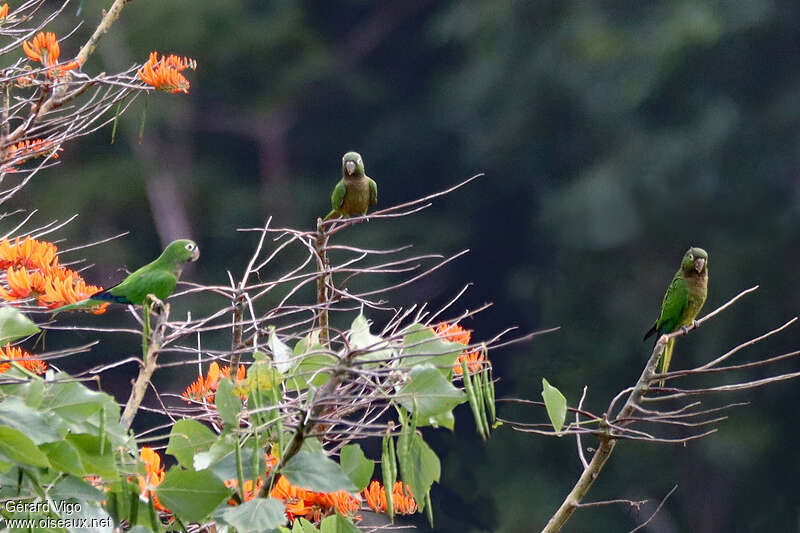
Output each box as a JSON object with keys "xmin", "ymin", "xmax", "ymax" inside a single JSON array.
[
  {"xmin": 50, "ymin": 298, "xmax": 100, "ymax": 314},
  {"xmin": 322, "ymin": 210, "xmax": 339, "ymax": 222},
  {"xmin": 655, "ymin": 337, "xmax": 675, "ymax": 388}
]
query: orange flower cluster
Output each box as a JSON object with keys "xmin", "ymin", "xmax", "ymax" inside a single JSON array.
[
  {"xmin": 0, "ymin": 344, "xmax": 46, "ymax": 374},
  {"xmin": 224, "ymin": 477, "xmax": 263, "ymax": 504},
  {"xmin": 5, "ymin": 139, "xmax": 62, "ymax": 162},
  {"xmin": 362, "ymin": 480, "xmax": 417, "ymax": 515},
  {"xmin": 22, "ymin": 32, "xmax": 80, "ymax": 77},
  {"xmin": 137, "ymin": 448, "xmax": 414, "ymax": 525},
  {"xmin": 432, "ymin": 322, "xmax": 472, "ymax": 345},
  {"xmin": 137, "ymin": 52, "xmax": 196, "ymax": 94},
  {"xmin": 270, "ymin": 475, "xmax": 360, "ymax": 522},
  {"xmin": 3, "ymin": 139, "xmax": 62, "ymax": 171},
  {"xmin": 0, "ymin": 236, "xmax": 108, "ymax": 313},
  {"xmin": 0, "ymin": 4, "xmax": 9, "ymax": 19},
  {"xmin": 222, "ymin": 453, "xmax": 360, "ymax": 522},
  {"xmin": 182, "ymin": 361, "xmax": 246, "ymax": 402},
  {"xmin": 138, "ymin": 447, "xmax": 168, "ymax": 512},
  {"xmin": 431, "ymin": 322, "xmax": 487, "ymax": 375},
  {"xmin": 0, "ymin": 236, "xmax": 58, "ymax": 270}
]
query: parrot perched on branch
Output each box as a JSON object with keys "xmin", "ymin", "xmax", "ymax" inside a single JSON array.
[
  {"xmin": 644, "ymin": 247, "xmax": 709, "ymax": 386},
  {"xmin": 52, "ymin": 239, "xmax": 199, "ymax": 313},
  {"xmin": 323, "ymin": 151, "xmax": 377, "ymax": 221}
]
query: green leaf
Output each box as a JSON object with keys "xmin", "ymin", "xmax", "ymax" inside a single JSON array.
[
  {"xmin": 155, "ymin": 468, "xmax": 229, "ymax": 523},
  {"xmin": 293, "ymin": 330, "xmax": 320, "ymax": 357},
  {"xmin": 41, "ymin": 440, "xmax": 84, "ymax": 476},
  {"xmin": 541, "ymin": 378, "xmax": 568, "ymax": 433},
  {"xmin": 427, "ymin": 409, "xmax": 455, "ymax": 431},
  {"xmin": 0, "ymin": 306, "xmax": 40, "ymax": 344},
  {"xmin": 400, "ymin": 323, "xmax": 463, "ymax": 374},
  {"xmin": 290, "ymin": 355, "xmax": 333, "ymax": 390},
  {"xmin": 247, "ymin": 360, "xmax": 283, "ymax": 392},
  {"xmin": 22, "ymin": 380, "xmax": 45, "ymax": 408},
  {"xmin": 396, "ymin": 431, "xmax": 440, "ymax": 513},
  {"xmin": 269, "ymin": 326, "xmax": 294, "ymax": 374},
  {"xmin": 216, "ymin": 497, "xmax": 287, "ymax": 532},
  {"xmin": 193, "ymin": 432, "xmax": 235, "ymax": 471},
  {"xmin": 210, "ymin": 438, "xmax": 266, "ymax": 482},
  {"xmin": 349, "ymin": 313, "xmax": 393, "ymax": 364},
  {"xmin": 166, "ymin": 419, "xmax": 218, "ymax": 468},
  {"xmin": 339, "ymin": 444, "xmax": 374, "ymax": 491},
  {"xmin": 319, "ymin": 513, "xmax": 361, "ymax": 533},
  {"xmin": 215, "ymin": 377, "xmax": 241, "ymax": 426},
  {"xmin": 66, "ymin": 434, "xmax": 116, "ymax": 478},
  {"xmin": 287, "ymin": 340, "xmax": 334, "ymax": 391},
  {"xmin": 397, "ymin": 364, "xmax": 466, "ymax": 423},
  {"xmin": 293, "ymin": 518, "xmax": 319, "ymax": 533},
  {"xmin": 0, "ymin": 426, "xmax": 49, "ymax": 467},
  {"xmin": 282, "ymin": 450, "xmax": 356, "ymax": 493},
  {"xmin": 47, "ymin": 380, "xmax": 127, "ymax": 447},
  {"xmin": 51, "ymin": 475, "xmax": 105, "ymax": 503},
  {"xmin": 0, "ymin": 396, "xmax": 62, "ymax": 444}
]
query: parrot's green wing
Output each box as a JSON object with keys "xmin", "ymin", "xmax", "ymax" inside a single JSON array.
[
  {"xmin": 657, "ymin": 274, "xmax": 690, "ymax": 334},
  {"xmin": 103, "ymin": 268, "xmax": 178, "ymax": 306},
  {"xmin": 331, "ymin": 179, "xmax": 346, "ymax": 210},
  {"xmin": 368, "ymin": 177, "xmax": 377, "ymax": 207},
  {"xmin": 643, "ymin": 274, "xmax": 689, "ymax": 384},
  {"xmin": 323, "ymin": 179, "xmax": 348, "ymax": 221},
  {"xmin": 644, "ymin": 273, "xmax": 689, "ymax": 341}
]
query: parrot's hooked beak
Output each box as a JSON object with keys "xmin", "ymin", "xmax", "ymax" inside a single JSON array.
[
  {"xmin": 345, "ymin": 160, "xmax": 356, "ymax": 175},
  {"xmin": 190, "ymin": 247, "xmax": 200, "ymax": 262},
  {"xmin": 694, "ymin": 257, "xmax": 705, "ymax": 273}
]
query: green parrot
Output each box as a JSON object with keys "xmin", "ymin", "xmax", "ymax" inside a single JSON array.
[
  {"xmin": 52, "ymin": 239, "xmax": 199, "ymax": 312},
  {"xmin": 644, "ymin": 247, "xmax": 709, "ymax": 386},
  {"xmin": 323, "ymin": 151, "xmax": 377, "ymax": 221}
]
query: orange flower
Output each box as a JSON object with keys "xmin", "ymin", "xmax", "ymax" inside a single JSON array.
[
  {"xmin": 0, "ymin": 4, "xmax": 9, "ymax": 19},
  {"xmin": 0, "ymin": 237, "xmax": 107, "ymax": 313},
  {"xmin": 0, "ymin": 267, "xmax": 46, "ymax": 299},
  {"xmin": 0, "ymin": 236, "xmax": 60, "ymax": 270},
  {"xmin": 138, "ymin": 447, "xmax": 168, "ymax": 512},
  {"xmin": 38, "ymin": 269, "xmax": 108, "ymax": 313},
  {"xmin": 21, "ymin": 31, "xmax": 79, "ymax": 77},
  {"xmin": 4, "ymin": 139, "xmax": 62, "ymax": 166},
  {"xmin": 221, "ymin": 363, "xmax": 247, "ymax": 382},
  {"xmin": 314, "ymin": 490, "xmax": 361, "ymax": 517},
  {"xmin": 453, "ymin": 350, "xmax": 486, "ymax": 376},
  {"xmin": 430, "ymin": 322, "xmax": 488, "ymax": 375},
  {"xmin": 182, "ymin": 362, "xmax": 246, "ymax": 402},
  {"xmin": 23, "ymin": 32, "xmax": 60, "ymax": 67},
  {"xmin": 363, "ymin": 480, "xmax": 417, "ymax": 515},
  {"xmin": 225, "ymin": 478, "xmax": 264, "ymax": 504},
  {"xmin": 137, "ymin": 52, "xmax": 196, "ymax": 94},
  {"xmin": 271, "ymin": 475, "xmax": 312, "ymax": 521},
  {"xmin": 268, "ymin": 475, "xmax": 362, "ymax": 522},
  {"xmin": 0, "ymin": 344, "xmax": 47, "ymax": 375},
  {"xmin": 431, "ymin": 322, "xmax": 471, "ymax": 345}
]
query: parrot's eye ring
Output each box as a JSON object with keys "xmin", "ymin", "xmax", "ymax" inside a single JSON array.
[{"xmin": 185, "ymin": 243, "xmax": 195, "ymax": 251}]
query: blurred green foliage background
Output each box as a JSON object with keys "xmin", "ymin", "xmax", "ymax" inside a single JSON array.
[{"xmin": 17, "ymin": 1, "xmax": 800, "ymax": 531}]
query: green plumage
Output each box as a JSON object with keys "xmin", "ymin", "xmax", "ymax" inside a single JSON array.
[
  {"xmin": 324, "ymin": 151, "xmax": 377, "ymax": 221},
  {"xmin": 644, "ymin": 247, "xmax": 709, "ymax": 385},
  {"xmin": 52, "ymin": 239, "xmax": 199, "ymax": 313}
]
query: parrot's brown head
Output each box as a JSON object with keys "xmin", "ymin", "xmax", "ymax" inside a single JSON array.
[
  {"xmin": 681, "ymin": 247, "xmax": 707, "ymax": 275},
  {"xmin": 342, "ymin": 151, "xmax": 365, "ymax": 178}
]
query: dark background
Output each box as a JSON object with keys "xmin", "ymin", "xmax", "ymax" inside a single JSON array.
[{"xmin": 18, "ymin": 1, "xmax": 800, "ymax": 531}]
